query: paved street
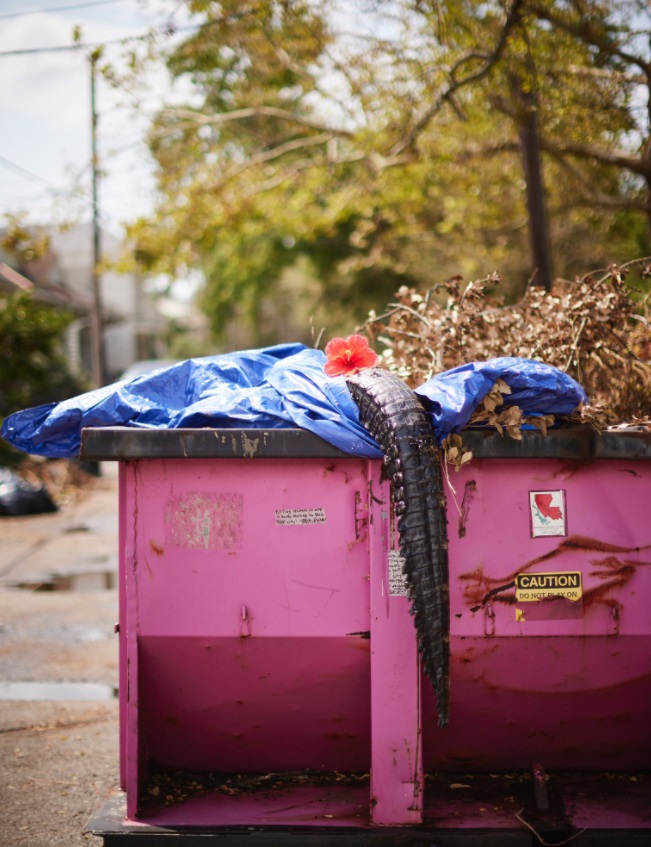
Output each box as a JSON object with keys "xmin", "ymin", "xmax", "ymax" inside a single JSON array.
[{"xmin": 0, "ymin": 463, "xmax": 120, "ymax": 847}]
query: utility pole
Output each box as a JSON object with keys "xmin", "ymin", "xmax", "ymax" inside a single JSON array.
[{"xmin": 90, "ymin": 49, "xmax": 105, "ymax": 387}]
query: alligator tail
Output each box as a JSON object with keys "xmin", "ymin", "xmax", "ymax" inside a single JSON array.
[{"xmin": 346, "ymin": 367, "xmax": 450, "ymax": 727}]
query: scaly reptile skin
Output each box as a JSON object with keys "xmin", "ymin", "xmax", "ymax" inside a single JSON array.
[{"xmin": 346, "ymin": 367, "xmax": 450, "ymax": 727}]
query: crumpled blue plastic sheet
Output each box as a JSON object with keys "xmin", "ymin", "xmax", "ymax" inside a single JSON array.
[
  {"xmin": 1, "ymin": 344, "xmax": 587, "ymax": 459},
  {"xmin": 1, "ymin": 344, "xmax": 382, "ymax": 458},
  {"xmin": 415, "ymin": 357, "xmax": 588, "ymax": 442}
]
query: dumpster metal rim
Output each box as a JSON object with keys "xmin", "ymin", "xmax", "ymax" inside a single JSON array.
[
  {"xmin": 80, "ymin": 426, "xmax": 651, "ymax": 462},
  {"xmin": 80, "ymin": 426, "xmax": 355, "ymax": 460},
  {"xmin": 461, "ymin": 427, "xmax": 651, "ymax": 462}
]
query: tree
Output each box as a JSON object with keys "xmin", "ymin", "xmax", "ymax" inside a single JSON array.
[
  {"xmin": 125, "ymin": 0, "xmax": 651, "ymax": 342},
  {"xmin": 0, "ymin": 292, "xmax": 88, "ymax": 463}
]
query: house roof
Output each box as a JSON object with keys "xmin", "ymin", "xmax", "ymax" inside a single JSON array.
[
  {"xmin": 0, "ymin": 224, "xmax": 124, "ymax": 319},
  {"xmin": 0, "ymin": 259, "xmax": 93, "ymax": 314}
]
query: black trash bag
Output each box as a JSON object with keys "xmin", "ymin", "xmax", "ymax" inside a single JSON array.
[{"xmin": 0, "ymin": 468, "xmax": 58, "ymax": 516}]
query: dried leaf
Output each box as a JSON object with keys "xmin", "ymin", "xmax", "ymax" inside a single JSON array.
[{"xmin": 363, "ymin": 261, "xmax": 651, "ymax": 423}]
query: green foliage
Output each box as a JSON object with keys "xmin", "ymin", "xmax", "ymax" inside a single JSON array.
[
  {"xmin": 198, "ymin": 228, "xmax": 293, "ymax": 337},
  {"xmin": 125, "ymin": 0, "xmax": 651, "ymax": 343},
  {"xmin": 1, "ymin": 214, "xmax": 50, "ymax": 264},
  {"xmin": 0, "ymin": 293, "xmax": 88, "ymax": 463}
]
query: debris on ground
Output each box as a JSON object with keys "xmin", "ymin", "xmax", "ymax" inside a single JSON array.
[
  {"xmin": 142, "ymin": 769, "xmax": 371, "ymax": 808},
  {"xmin": 0, "ymin": 467, "xmax": 58, "ymax": 516},
  {"xmin": 0, "ymin": 458, "xmax": 102, "ymax": 516}
]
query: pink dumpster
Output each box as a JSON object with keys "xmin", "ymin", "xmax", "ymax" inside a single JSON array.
[{"xmin": 83, "ymin": 425, "xmax": 651, "ymax": 845}]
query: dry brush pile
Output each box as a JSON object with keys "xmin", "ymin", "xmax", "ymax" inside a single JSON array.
[{"xmin": 363, "ymin": 259, "xmax": 651, "ymax": 437}]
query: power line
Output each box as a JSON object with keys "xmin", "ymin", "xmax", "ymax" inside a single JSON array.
[
  {"xmin": 0, "ymin": 155, "xmax": 99, "ymax": 211},
  {"xmin": 0, "ymin": 11, "xmax": 253, "ymax": 57},
  {"xmin": 0, "ymin": 26, "xmax": 196, "ymax": 57},
  {"xmin": 0, "ymin": 33, "xmax": 144, "ymax": 57},
  {"xmin": 0, "ymin": 155, "xmax": 59, "ymax": 187},
  {"xmin": 0, "ymin": 1, "xmax": 126, "ymax": 21}
]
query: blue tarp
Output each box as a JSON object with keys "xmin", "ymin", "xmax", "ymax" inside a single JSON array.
[
  {"xmin": 1, "ymin": 344, "xmax": 588, "ymax": 459},
  {"xmin": 415, "ymin": 357, "xmax": 588, "ymax": 442}
]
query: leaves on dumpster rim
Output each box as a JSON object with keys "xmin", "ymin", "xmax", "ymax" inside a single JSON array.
[{"xmin": 442, "ymin": 434, "xmax": 473, "ymax": 472}]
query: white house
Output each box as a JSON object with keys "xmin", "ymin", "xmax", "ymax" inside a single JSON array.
[{"xmin": 0, "ymin": 222, "xmax": 169, "ymax": 383}]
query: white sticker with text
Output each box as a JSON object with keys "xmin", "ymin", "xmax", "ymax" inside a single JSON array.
[
  {"xmin": 388, "ymin": 549, "xmax": 409, "ymax": 596},
  {"xmin": 275, "ymin": 508, "xmax": 327, "ymax": 525}
]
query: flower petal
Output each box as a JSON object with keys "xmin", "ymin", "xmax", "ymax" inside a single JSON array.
[
  {"xmin": 324, "ymin": 337, "xmax": 350, "ymax": 358},
  {"xmin": 345, "ymin": 334, "xmax": 370, "ymax": 350},
  {"xmin": 354, "ymin": 348, "xmax": 379, "ymax": 370},
  {"xmin": 324, "ymin": 359, "xmax": 347, "ymax": 377}
]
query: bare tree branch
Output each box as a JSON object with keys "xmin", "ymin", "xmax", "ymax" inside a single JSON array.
[
  {"xmin": 524, "ymin": 0, "xmax": 651, "ymax": 81},
  {"xmin": 455, "ymin": 137, "xmax": 649, "ymax": 213},
  {"xmin": 152, "ymin": 105, "xmax": 355, "ymax": 141},
  {"xmin": 488, "ymin": 91, "xmax": 650, "ymax": 177},
  {"xmin": 541, "ymin": 138, "xmax": 649, "ymax": 177},
  {"xmin": 388, "ymin": 0, "xmax": 524, "ymax": 157},
  {"xmin": 457, "ymin": 134, "xmax": 646, "ymax": 177},
  {"xmin": 208, "ymin": 132, "xmax": 334, "ymax": 192},
  {"xmin": 556, "ymin": 193, "xmax": 649, "ymax": 214},
  {"xmin": 562, "ymin": 63, "xmax": 647, "ymax": 85}
]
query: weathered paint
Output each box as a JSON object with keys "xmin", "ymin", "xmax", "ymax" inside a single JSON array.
[
  {"xmin": 457, "ymin": 479, "xmax": 476, "ymax": 538},
  {"xmin": 165, "ymin": 492, "xmax": 243, "ymax": 550}
]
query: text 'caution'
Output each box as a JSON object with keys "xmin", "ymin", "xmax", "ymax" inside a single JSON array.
[{"xmin": 515, "ymin": 571, "xmax": 582, "ymax": 602}]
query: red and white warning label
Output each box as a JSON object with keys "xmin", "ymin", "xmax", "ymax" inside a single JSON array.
[{"xmin": 529, "ymin": 490, "xmax": 566, "ymax": 537}]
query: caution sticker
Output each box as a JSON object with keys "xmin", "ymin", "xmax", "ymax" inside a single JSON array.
[{"xmin": 515, "ymin": 571, "xmax": 582, "ymax": 602}]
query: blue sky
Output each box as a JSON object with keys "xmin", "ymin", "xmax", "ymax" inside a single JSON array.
[{"xmin": 0, "ymin": 0, "xmax": 193, "ymax": 234}]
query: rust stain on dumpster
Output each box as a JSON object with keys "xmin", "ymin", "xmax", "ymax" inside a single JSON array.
[
  {"xmin": 165, "ymin": 492, "xmax": 243, "ymax": 550},
  {"xmin": 458, "ymin": 480, "xmax": 476, "ymax": 538},
  {"xmin": 460, "ymin": 535, "xmax": 651, "ymax": 610}
]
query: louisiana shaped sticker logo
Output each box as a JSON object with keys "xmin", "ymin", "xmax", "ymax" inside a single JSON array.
[{"xmin": 529, "ymin": 490, "xmax": 566, "ymax": 537}]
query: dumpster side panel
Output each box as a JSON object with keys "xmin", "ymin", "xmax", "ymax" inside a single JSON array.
[
  {"xmin": 125, "ymin": 457, "xmax": 374, "ymax": 805},
  {"xmin": 122, "ymin": 461, "xmax": 148, "ymax": 819},
  {"xmin": 132, "ymin": 458, "xmax": 371, "ymax": 637},
  {"xmin": 137, "ymin": 634, "xmax": 371, "ymax": 772},
  {"xmin": 423, "ymin": 457, "xmax": 651, "ymax": 772}
]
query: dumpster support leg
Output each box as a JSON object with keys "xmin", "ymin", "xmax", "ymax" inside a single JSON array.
[{"xmin": 369, "ymin": 468, "xmax": 424, "ymax": 825}]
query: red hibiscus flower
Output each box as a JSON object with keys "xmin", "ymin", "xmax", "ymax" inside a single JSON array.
[
  {"xmin": 534, "ymin": 493, "xmax": 563, "ymax": 521},
  {"xmin": 324, "ymin": 334, "xmax": 379, "ymax": 377}
]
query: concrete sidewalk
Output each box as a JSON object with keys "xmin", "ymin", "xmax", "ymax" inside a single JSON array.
[{"xmin": 0, "ymin": 464, "xmax": 120, "ymax": 847}]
